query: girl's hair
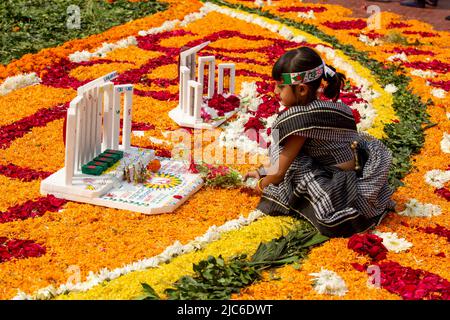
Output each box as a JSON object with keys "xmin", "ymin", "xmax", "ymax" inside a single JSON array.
[{"xmin": 272, "ymin": 47, "xmax": 346, "ymax": 101}]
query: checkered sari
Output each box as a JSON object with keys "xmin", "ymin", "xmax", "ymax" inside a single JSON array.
[{"xmin": 258, "ymin": 100, "xmax": 396, "ymax": 238}]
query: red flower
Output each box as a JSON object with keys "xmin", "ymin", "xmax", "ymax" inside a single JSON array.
[
  {"xmin": 244, "ymin": 117, "xmax": 265, "ymax": 132},
  {"xmin": 387, "ymin": 47, "xmax": 435, "ymax": 56},
  {"xmin": 0, "ymin": 195, "xmax": 67, "ymax": 224},
  {"xmin": 321, "ymin": 85, "xmax": 367, "ymax": 106},
  {"xmin": 353, "ymin": 261, "xmax": 450, "ymax": 300},
  {"xmin": 0, "ymin": 164, "xmax": 52, "ymax": 182},
  {"xmin": 256, "ymin": 81, "xmax": 275, "ymax": 95},
  {"xmin": 278, "ymin": 6, "xmax": 327, "ymax": 13},
  {"xmin": 350, "ymin": 262, "xmax": 367, "ymax": 272},
  {"xmin": 403, "ymin": 30, "xmax": 439, "ymax": 38},
  {"xmin": 403, "ymin": 60, "xmax": 450, "ymax": 74},
  {"xmin": 400, "ymin": 221, "xmax": 410, "ymax": 227},
  {"xmin": 0, "ymin": 103, "xmax": 69, "ymax": 150},
  {"xmin": 130, "ymin": 121, "xmax": 155, "ymax": 131},
  {"xmin": 134, "ymin": 89, "xmax": 177, "ymax": 101},
  {"xmin": 435, "ymin": 188, "xmax": 450, "ymax": 201},
  {"xmin": 352, "ymin": 109, "xmax": 361, "ymax": 124},
  {"xmin": 201, "ymin": 108, "xmax": 212, "ymax": 122},
  {"xmin": 348, "ymin": 233, "xmax": 388, "ymax": 261},
  {"xmin": 427, "ymin": 80, "xmax": 450, "ymax": 92},
  {"xmin": 207, "ymin": 93, "xmax": 240, "ymax": 116},
  {"xmin": 387, "ymin": 22, "xmax": 412, "ymax": 29},
  {"xmin": 0, "ymin": 238, "xmax": 46, "ymax": 263},
  {"xmin": 47, "ymin": 195, "xmax": 67, "ymax": 207},
  {"xmin": 360, "ymin": 30, "xmax": 383, "ymax": 40},
  {"xmin": 418, "ymin": 224, "xmax": 450, "ymax": 242},
  {"xmin": 255, "ymin": 96, "xmax": 280, "ymax": 118},
  {"xmin": 323, "ymin": 19, "xmax": 367, "ymax": 30},
  {"xmin": 188, "ymin": 156, "xmax": 199, "ymax": 174}
]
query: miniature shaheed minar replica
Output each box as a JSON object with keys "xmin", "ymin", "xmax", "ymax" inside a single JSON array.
[
  {"xmin": 40, "ymin": 72, "xmax": 203, "ymax": 214},
  {"xmin": 169, "ymin": 41, "xmax": 238, "ymax": 129}
]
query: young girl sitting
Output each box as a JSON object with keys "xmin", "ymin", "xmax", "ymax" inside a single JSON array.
[{"xmin": 245, "ymin": 47, "xmax": 395, "ymax": 238}]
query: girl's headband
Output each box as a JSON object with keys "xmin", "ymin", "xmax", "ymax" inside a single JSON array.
[{"xmin": 280, "ymin": 61, "xmax": 336, "ymax": 85}]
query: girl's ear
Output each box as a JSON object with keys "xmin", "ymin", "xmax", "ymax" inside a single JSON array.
[{"xmin": 295, "ymin": 84, "xmax": 309, "ymax": 98}]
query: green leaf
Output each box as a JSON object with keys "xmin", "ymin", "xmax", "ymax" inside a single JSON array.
[{"xmin": 138, "ymin": 283, "xmax": 160, "ymax": 300}]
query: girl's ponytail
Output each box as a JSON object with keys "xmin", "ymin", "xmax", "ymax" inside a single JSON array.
[{"xmin": 323, "ymin": 65, "xmax": 346, "ymax": 102}]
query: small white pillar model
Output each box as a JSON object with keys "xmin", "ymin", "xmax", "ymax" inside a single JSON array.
[
  {"xmin": 180, "ymin": 66, "xmax": 190, "ymax": 115},
  {"xmin": 41, "ymin": 72, "xmax": 204, "ymax": 215},
  {"xmin": 188, "ymin": 80, "xmax": 203, "ymax": 120},
  {"xmin": 198, "ymin": 56, "xmax": 216, "ymax": 99},
  {"xmin": 64, "ymin": 97, "xmax": 81, "ymax": 185},
  {"xmin": 117, "ymin": 85, "xmax": 133, "ymax": 151},
  {"xmin": 169, "ymin": 42, "xmax": 239, "ymax": 129},
  {"xmin": 218, "ymin": 64, "xmax": 236, "ymax": 95},
  {"xmin": 101, "ymin": 82, "xmax": 114, "ymax": 151}
]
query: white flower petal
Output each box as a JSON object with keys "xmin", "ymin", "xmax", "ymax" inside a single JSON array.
[
  {"xmin": 398, "ymin": 199, "xmax": 441, "ymax": 218},
  {"xmin": 310, "ymin": 269, "xmax": 348, "ymax": 296},
  {"xmin": 424, "ymin": 170, "xmax": 450, "ymax": 189},
  {"xmin": 373, "ymin": 231, "xmax": 412, "ymax": 253}
]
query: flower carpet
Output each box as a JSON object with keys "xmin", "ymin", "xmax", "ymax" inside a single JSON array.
[{"xmin": 0, "ymin": 0, "xmax": 449, "ymax": 300}]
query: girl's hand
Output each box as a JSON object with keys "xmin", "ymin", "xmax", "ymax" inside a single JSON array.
[{"xmin": 244, "ymin": 170, "xmax": 260, "ymax": 181}]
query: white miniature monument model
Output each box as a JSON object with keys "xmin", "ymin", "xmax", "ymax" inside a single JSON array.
[
  {"xmin": 40, "ymin": 72, "xmax": 203, "ymax": 214},
  {"xmin": 168, "ymin": 41, "xmax": 239, "ymax": 129}
]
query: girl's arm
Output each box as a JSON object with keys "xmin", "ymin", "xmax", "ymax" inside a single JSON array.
[{"xmin": 258, "ymin": 135, "xmax": 306, "ymax": 191}]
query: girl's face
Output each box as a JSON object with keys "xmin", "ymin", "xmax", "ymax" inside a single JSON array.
[{"xmin": 274, "ymin": 82, "xmax": 311, "ymax": 107}]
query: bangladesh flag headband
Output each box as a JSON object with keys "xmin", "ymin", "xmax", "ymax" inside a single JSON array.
[{"xmin": 280, "ymin": 62, "xmax": 336, "ymax": 85}]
